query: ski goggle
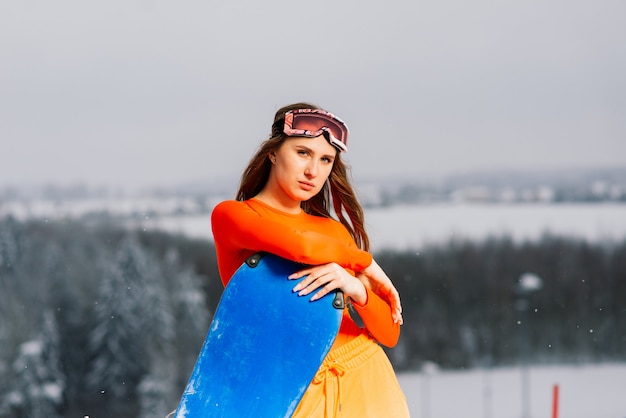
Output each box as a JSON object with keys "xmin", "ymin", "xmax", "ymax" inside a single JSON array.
[{"xmin": 283, "ymin": 109, "xmax": 349, "ymax": 152}]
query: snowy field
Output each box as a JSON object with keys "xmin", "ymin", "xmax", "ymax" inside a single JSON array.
[
  {"xmin": 397, "ymin": 363, "xmax": 626, "ymax": 418},
  {"xmin": 134, "ymin": 203, "xmax": 626, "ymax": 251},
  {"xmin": 364, "ymin": 203, "xmax": 626, "ymax": 251}
]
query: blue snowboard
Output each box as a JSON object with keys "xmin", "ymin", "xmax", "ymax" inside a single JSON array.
[{"xmin": 174, "ymin": 252, "xmax": 344, "ymax": 418}]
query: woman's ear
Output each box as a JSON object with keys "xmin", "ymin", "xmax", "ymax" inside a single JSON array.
[{"xmin": 269, "ymin": 152, "xmax": 277, "ymax": 164}]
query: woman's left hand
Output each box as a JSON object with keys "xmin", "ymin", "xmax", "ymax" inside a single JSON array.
[{"xmin": 288, "ymin": 262, "xmax": 367, "ymax": 305}]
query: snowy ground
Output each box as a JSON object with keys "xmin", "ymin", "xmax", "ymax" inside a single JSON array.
[
  {"xmin": 131, "ymin": 203, "xmax": 626, "ymax": 251},
  {"xmin": 5, "ymin": 198, "xmax": 625, "ymax": 251},
  {"xmin": 364, "ymin": 203, "xmax": 626, "ymax": 251},
  {"xmin": 397, "ymin": 363, "xmax": 626, "ymax": 418}
]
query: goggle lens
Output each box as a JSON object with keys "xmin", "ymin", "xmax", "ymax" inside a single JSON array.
[{"xmin": 284, "ymin": 109, "xmax": 349, "ymax": 152}]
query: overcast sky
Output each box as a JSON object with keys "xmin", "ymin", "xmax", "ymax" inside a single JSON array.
[{"xmin": 1, "ymin": 0, "xmax": 625, "ymax": 190}]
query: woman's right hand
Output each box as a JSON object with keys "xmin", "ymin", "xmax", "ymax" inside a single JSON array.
[
  {"xmin": 357, "ymin": 259, "xmax": 403, "ymax": 324},
  {"xmin": 288, "ymin": 262, "xmax": 367, "ymax": 306}
]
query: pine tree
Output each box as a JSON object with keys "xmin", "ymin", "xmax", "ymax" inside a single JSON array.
[
  {"xmin": 141, "ymin": 246, "xmax": 175, "ymax": 358},
  {"xmin": 0, "ymin": 218, "xmax": 22, "ymax": 332},
  {"xmin": 0, "ymin": 217, "xmax": 31, "ymax": 381},
  {"xmin": 87, "ymin": 236, "xmax": 151, "ymax": 400},
  {"xmin": 0, "ymin": 216, "xmax": 21, "ymax": 273},
  {"xmin": 42, "ymin": 241, "xmax": 88, "ymax": 406},
  {"xmin": 0, "ymin": 322, "xmax": 9, "ymax": 417},
  {"xmin": 137, "ymin": 359, "xmax": 176, "ymax": 418},
  {"xmin": 86, "ymin": 234, "xmax": 176, "ymax": 403},
  {"xmin": 139, "ymin": 246, "xmax": 178, "ymax": 412},
  {"xmin": 9, "ymin": 311, "xmax": 65, "ymax": 418},
  {"xmin": 164, "ymin": 249, "xmax": 211, "ymax": 389}
]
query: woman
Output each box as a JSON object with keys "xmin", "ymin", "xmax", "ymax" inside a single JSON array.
[{"xmin": 211, "ymin": 102, "xmax": 409, "ymax": 417}]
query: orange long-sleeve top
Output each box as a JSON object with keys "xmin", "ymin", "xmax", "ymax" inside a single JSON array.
[{"xmin": 210, "ymin": 198, "xmax": 400, "ymax": 349}]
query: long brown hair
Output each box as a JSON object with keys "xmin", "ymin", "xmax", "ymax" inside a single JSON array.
[{"xmin": 236, "ymin": 102, "xmax": 370, "ymax": 251}]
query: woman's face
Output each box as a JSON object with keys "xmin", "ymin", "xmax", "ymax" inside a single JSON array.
[{"xmin": 267, "ymin": 134, "xmax": 338, "ymax": 206}]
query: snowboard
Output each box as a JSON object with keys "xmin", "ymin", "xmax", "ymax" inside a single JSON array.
[{"xmin": 174, "ymin": 252, "xmax": 344, "ymax": 418}]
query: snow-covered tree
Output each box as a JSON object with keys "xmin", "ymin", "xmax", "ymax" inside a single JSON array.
[
  {"xmin": 0, "ymin": 218, "xmax": 32, "ymax": 375},
  {"xmin": 141, "ymin": 247, "xmax": 176, "ymax": 358},
  {"xmin": 40, "ymin": 311, "xmax": 65, "ymax": 395},
  {"xmin": 163, "ymin": 249, "xmax": 211, "ymax": 388},
  {"xmin": 87, "ymin": 236, "xmax": 149, "ymax": 399},
  {"xmin": 86, "ymin": 235, "xmax": 175, "ymax": 401},
  {"xmin": 44, "ymin": 241, "xmax": 93, "ymax": 406},
  {"xmin": 173, "ymin": 266, "xmax": 211, "ymax": 345},
  {"xmin": 139, "ymin": 247, "xmax": 178, "ymax": 412},
  {"xmin": 9, "ymin": 311, "xmax": 65, "ymax": 418},
  {"xmin": 0, "ymin": 323, "xmax": 9, "ymax": 417},
  {"xmin": 137, "ymin": 359, "xmax": 176, "ymax": 418},
  {"xmin": 0, "ymin": 216, "xmax": 21, "ymax": 273}
]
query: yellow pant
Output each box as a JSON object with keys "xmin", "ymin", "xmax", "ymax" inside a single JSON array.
[{"xmin": 293, "ymin": 334, "xmax": 410, "ymax": 417}]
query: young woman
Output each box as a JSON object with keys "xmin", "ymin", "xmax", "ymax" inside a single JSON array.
[{"xmin": 211, "ymin": 102, "xmax": 409, "ymax": 417}]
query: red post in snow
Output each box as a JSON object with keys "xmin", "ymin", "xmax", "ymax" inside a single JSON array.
[{"xmin": 552, "ymin": 384, "xmax": 559, "ymax": 418}]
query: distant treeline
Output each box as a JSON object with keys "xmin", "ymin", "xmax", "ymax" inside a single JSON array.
[
  {"xmin": 0, "ymin": 217, "xmax": 624, "ymax": 417},
  {"xmin": 366, "ymin": 167, "xmax": 626, "ymax": 206},
  {"xmin": 378, "ymin": 237, "xmax": 626, "ymax": 370}
]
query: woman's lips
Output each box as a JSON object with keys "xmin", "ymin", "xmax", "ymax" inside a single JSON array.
[{"xmin": 299, "ymin": 181, "xmax": 315, "ymax": 191}]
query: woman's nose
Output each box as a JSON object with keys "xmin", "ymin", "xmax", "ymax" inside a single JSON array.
[{"xmin": 305, "ymin": 161, "xmax": 319, "ymax": 178}]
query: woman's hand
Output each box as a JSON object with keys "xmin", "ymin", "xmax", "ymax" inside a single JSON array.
[
  {"xmin": 357, "ymin": 259, "xmax": 403, "ymax": 324},
  {"xmin": 288, "ymin": 262, "xmax": 367, "ymax": 305}
]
